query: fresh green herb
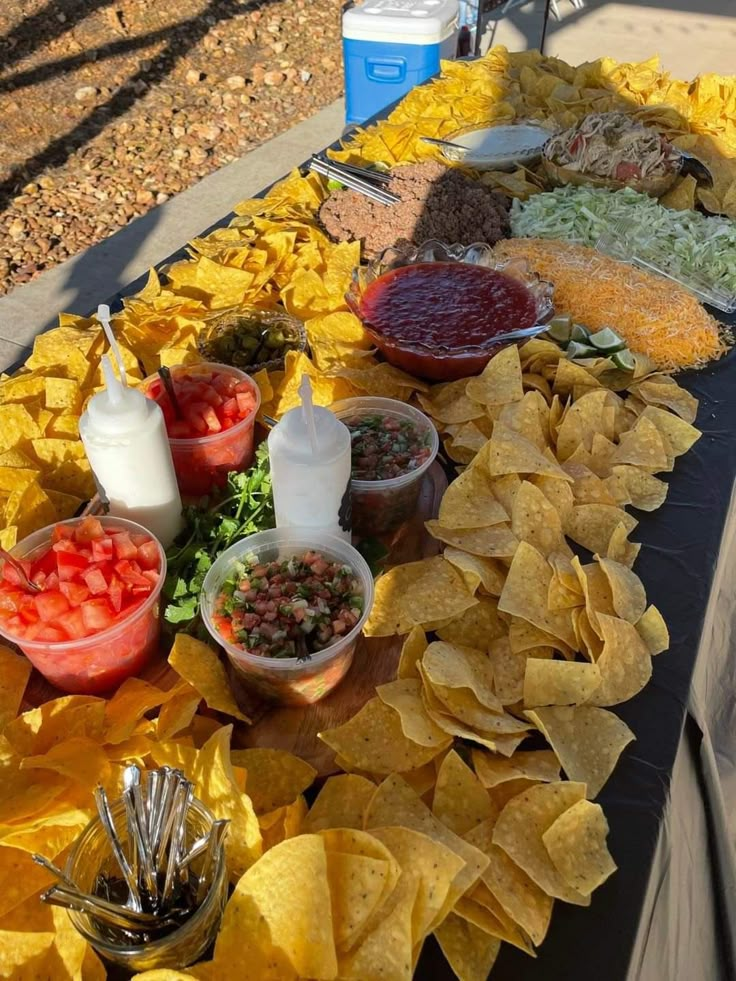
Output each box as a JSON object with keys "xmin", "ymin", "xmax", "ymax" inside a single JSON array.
[{"xmin": 163, "ymin": 443, "xmax": 275, "ymax": 634}]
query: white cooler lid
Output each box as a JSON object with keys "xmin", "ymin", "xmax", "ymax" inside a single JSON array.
[{"xmin": 343, "ymin": 0, "xmax": 459, "ymax": 43}]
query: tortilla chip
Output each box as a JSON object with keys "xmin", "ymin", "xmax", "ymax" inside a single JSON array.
[
  {"xmin": 484, "ymin": 422, "xmax": 572, "ymax": 481},
  {"xmin": 303, "ymin": 774, "xmax": 377, "ymax": 833},
  {"xmin": 468, "ymin": 830, "xmax": 553, "ymax": 947},
  {"xmin": 435, "ymin": 596, "xmax": 507, "ymax": 650},
  {"xmin": 443, "ymin": 548, "xmax": 507, "ymax": 597},
  {"xmin": 319, "ymin": 696, "xmax": 446, "ymax": 774},
  {"xmin": 422, "ymin": 642, "xmax": 500, "ymax": 711},
  {"xmin": 586, "ymin": 613, "xmax": 652, "ymax": 706},
  {"xmin": 168, "ymin": 634, "xmax": 251, "ymax": 723},
  {"xmin": 523, "ymin": 659, "xmax": 601, "ymax": 707},
  {"xmin": 638, "ymin": 405, "xmax": 700, "ymax": 457},
  {"xmin": 213, "ymin": 835, "xmax": 337, "ymax": 979},
  {"xmin": 498, "ymin": 543, "xmax": 577, "ymax": 649},
  {"xmin": 229, "ymin": 748, "xmax": 316, "ymax": 814},
  {"xmin": 510, "ymin": 480, "xmax": 569, "ymax": 558},
  {"xmin": 438, "ymin": 467, "xmax": 508, "ymax": 529},
  {"xmin": 0, "ymin": 645, "xmax": 32, "ymax": 730},
  {"xmin": 435, "ymin": 912, "xmax": 501, "ymax": 981},
  {"xmin": 397, "ymin": 626, "xmax": 428, "ymax": 681},
  {"xmin": 525, "ymin": 705, "xmax": 635, "ymax": 798},
  {"xmin": 432, "ymin": 750, "xmax": 495, "ymax": 836},
  {"xmin": 565, "ymin": 504, "xmax": 638, "ymax": 556},
  {"xmin": 542, "ymin": 798, "xmax": 616, "ymax": 897},
  {"xmin": 364, "ymin": 774, "xmax": 489, "ymax": 897},
  {"xmin": 491, "ymin": 781, "xmax": 590, "ymax": 904},
  {"xmin": 418, "ymin": 380, "xmax": 484, "ymax": 424},
  {"xmin": 635, "ymin": 605, "xmax": 669, "ymax": 655},
  {"xmin": 377, "ymin": 679, "xmax": 454, "ymax": 749},
  {"xmin": 425, "ymin": 521, "xmax": 518, "ymax": 559},
  {"xmin": 464, "ymin": 346, "xmax": 524, "ymax": 406},
  {"xmin": 472, "ymin": 749, "xmax": 560, "ymax": 790},
  {"xmin": 610, "ymin": 465, "xmax": 667, "ymax": 512},
  {"xmin": 402, "ymin": 558, "xmax": 481, "ymax": 628},
  {"xmin": 487, "ymin": 636, "xmax": 547, "ymax": 704}
]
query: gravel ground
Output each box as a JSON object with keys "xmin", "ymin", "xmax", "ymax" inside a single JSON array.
[{"xmin": 0, "ymin": 0, "xmax": 343, "ymax": 296}]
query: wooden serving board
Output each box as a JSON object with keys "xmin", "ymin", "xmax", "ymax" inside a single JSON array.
[{"xmin": 22, "ymin": 464, "xmax": 447, "ymax": 778}]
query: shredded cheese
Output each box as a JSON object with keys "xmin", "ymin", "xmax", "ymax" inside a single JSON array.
[{"xmin": 494, "ymin": 238, "xmax": 730, "ymax": 372}]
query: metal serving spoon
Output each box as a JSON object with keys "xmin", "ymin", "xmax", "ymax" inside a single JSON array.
[
  {"xmin": 0, "ymin": 548, "xmax": 41, "ymax": 592},
  {"xmin": 419, "ymin": 136, "xmax": 469, "ymax": 154}
]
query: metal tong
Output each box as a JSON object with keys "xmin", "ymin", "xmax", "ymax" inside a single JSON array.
[{"xmin": 308, "ymin": 155, "xmax": 399, "ymax": 206}]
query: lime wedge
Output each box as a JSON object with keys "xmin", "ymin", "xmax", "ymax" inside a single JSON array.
[
  {"xmin": 570, "ymin": 323, "xmax": 591, "ymax": 343},
  {"xmin": 589, "ymin": 327, "xmax": 626, "ymax": 353},
  {"xmin": 611, "ymin": 349, "xmax": 636, "ymax": 372},
  {"xmin": 566, "ymin": 341, "xmax": 598, "ymax": 360},
  {"xmin": 547, "ymin": 317, "xmax": 572, "ymax": 344}
]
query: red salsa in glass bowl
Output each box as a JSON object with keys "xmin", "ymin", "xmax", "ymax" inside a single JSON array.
[
  {"xmin": 347, "ymin": 241, "xmax": 554, "ymax": 381},
  {"xmin": 330, "ymin": 397, "xmax": 439, "ymax": 536},
  {"xmin": 0, "ymin": 516, "xmax": 165, "ymax": 694}
]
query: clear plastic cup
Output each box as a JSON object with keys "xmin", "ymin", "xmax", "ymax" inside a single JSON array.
[
  {"xmin": 201, "ymin": 528, "xmax": 375, "ymax": 706},
  {"xmin": 141, "ymin": 362, "xmax": 261, "ymax": 497},
  {"xmin": 0, "ymin": 516, "xmax": 165, "ymax": 695},
  {"xmin": 65, "ymin": 795, "xmax": 227, "ymax": 972},
  {"xmin": 330, "ymin": 397, "xmax": 439, "ymax": 535}
]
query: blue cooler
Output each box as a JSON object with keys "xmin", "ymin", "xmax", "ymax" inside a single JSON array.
[{"xmin": 343, "ymin": 0, "xmax": 459, "ymax": 126}]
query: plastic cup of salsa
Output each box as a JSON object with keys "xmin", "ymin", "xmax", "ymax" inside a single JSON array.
[
  {"xmin": 330, "ymin": 397, "xmax": 439, "ymax": 536},
  {"xmin": 201, "ymin": 528, "xmax": 374, "ymax": 706},
  {"xmin": 142, "ymin": 362, "xmax": 261, "ymax": 497},
  {"xmin": 0, "ymin": 517, "xmax": 165, "ymax": 695}
]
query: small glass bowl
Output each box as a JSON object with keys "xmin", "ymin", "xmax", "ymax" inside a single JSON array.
[
  {"xmin": 346, "ymin": 240, "xmax": 554, "ymax": 381},
  {"xmin": 64, "ymin": 796, "xmax": 227, "ymax": 972},
  {"xmin": 197, "ymin": 305, "xmax": 307, "ymax": 374}
]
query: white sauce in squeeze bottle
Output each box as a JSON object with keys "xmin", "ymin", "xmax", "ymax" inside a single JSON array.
[
  {"xmin": 79, "ymin": 353, "xmax": 183, "ymax": 547},
  {"xmin": 268, "ymin": 376, "xmax": 352, "ymax": 542}
]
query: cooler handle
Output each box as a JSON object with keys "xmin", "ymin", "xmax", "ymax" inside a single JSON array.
[{"xmin": 365, "ymin": 57, "xmax": 406, "ymax": 83}]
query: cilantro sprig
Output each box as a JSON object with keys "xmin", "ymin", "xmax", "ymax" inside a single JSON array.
[{"xmin": 163, "ymin": 444, "xmax": 275, "ymax": 633}]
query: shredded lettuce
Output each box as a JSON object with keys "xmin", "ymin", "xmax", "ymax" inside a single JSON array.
[{"xmin": 510, "ymin": 186, "xmax": 736, "ymax": 296}]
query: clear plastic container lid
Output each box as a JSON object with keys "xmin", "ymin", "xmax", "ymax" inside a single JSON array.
[{"xmin": 596, "ymin": 218, "xmax": 736, "ymax": 314}]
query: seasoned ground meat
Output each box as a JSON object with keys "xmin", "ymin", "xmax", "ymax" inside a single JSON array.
[{"xmin": 318, "ymin": 161, "xmax": 511, "ymax": 257}]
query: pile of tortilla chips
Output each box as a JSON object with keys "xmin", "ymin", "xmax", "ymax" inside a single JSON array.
[{"xmin": 334, "ymin": 48, "xmax": 736, "ymax": 217}]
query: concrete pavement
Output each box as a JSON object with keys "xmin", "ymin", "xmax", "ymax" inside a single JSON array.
[{"xmin": 545, "ymin": 0, "xmax": 736, "ymax": 79}]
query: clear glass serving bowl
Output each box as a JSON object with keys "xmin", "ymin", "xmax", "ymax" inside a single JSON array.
[
  {"xmin": 346, "ymin": 240, "xmax": 554, "ymax": 381},
  {"xmin": 65, "ymin": 796, "xmax": 227, "ymax": 972}
]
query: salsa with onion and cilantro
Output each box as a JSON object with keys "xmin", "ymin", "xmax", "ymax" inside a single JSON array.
[
  {"xmin": 345, "ymin": 413, "xmax": 432, "ymax": 481},
  {"xmin": 211, "ymin": 551, "xmax": 364, "ymax": 660}
]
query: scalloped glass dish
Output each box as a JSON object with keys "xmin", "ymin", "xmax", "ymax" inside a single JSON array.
[{"xmin": 346, "ymin": 241, "xmax": 554, "ymax": 381}]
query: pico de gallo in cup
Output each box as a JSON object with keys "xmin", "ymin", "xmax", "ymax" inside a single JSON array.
[
  {"xmin": 330, "ymin": 397, "xmax": 439, "ymax": 536},
  {"xmin": 201, "ymin": 528, "xmax": 374, "ymax": 705},
  {"xmin": 0, "ymin": 516, "xmax": 165, "ymax": 694},
  {"xmin": 142, "ymin": 362, "xmax": 260, "ymax": 497}
]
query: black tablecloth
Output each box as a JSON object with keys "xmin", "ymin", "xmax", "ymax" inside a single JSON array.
[{"xmin": 418, "ymin": 322, "xmax": 736, "ymax": 980}]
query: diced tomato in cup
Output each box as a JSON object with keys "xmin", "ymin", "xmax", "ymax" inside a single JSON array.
[
  {"xmin": 0, "ymin": 517, "xmax": 166, "ymax": 695},
  {"xmin": 141, "ymin": 362, "xmax": 261, "ymax": 497}
]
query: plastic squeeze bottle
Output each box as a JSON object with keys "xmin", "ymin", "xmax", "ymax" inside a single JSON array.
[
  {"xmin": 79, "ymin": 347, "xmax": 183, "ymax": 548},
  {"xmin": 268, "ymin": 376, "xmax": 352, "ymax": 541}
]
